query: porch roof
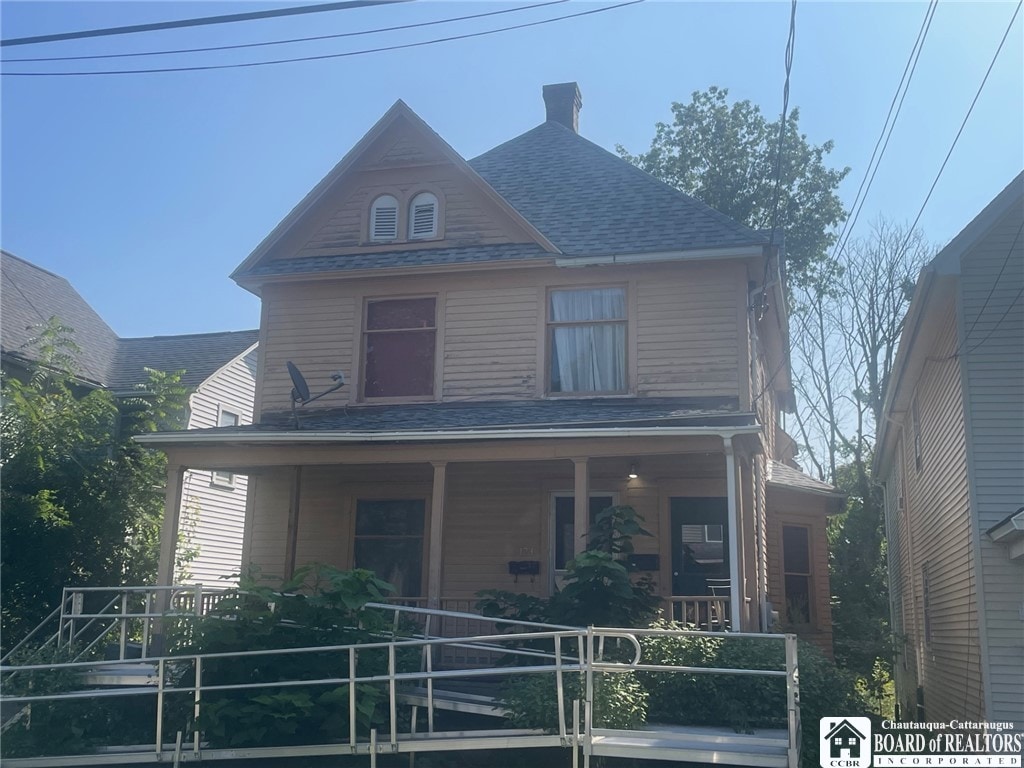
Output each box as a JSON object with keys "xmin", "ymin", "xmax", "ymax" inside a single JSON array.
[
  {"xmin": 767, "ymin": 461, "xmax": 844, "ymax": 499},
  {"xmin": 137, "ymin": 396, "xmax": 758, "ymax": 445}
]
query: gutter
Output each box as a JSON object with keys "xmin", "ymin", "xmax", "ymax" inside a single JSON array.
[
  {"xmin": 554, "ymin": 245, "xmax": 764, "ymax": 268},
  {"xmin": 135, "ymin": 424, "xmax": 762, "ymax": 446}
]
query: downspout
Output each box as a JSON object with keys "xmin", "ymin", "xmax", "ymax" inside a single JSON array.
[
  {"xmin": 724, "ymin": 436, "xmax": 742, "ymax": 631},
  {"xmin": 754, "ymin": 459, "xmax": 768, "ymax": 632}
]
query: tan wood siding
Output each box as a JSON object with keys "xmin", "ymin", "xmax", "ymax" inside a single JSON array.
[
  {"xmin": 898, "ymin": 309, "xmax": 983, "ymax": 721},
  {"xmin": 245, "ymin": 467, "xmax": 294, "ymax": 579},
  {"xmin": 958, "ymin": 203, "xmax": 1024, "ymax": 722},
  {"xmin": 765, "ymin": 490, "xmax": 833, "ymax": 656},
  {"xmin": 636, "ymin": 264, "xmax": 741, "ymax": 397},
  {"xmin": 256, "ymin": 262, "xmax": 746, "ymax": 414},
  {"xmin": 176, "ymin": 347, "xmax": 257, "ymax": 586}
]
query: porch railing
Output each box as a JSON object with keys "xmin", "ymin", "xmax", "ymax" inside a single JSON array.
[{"xmin": 662, "ymin": 595, "xmax": 731, "ymax": 630}]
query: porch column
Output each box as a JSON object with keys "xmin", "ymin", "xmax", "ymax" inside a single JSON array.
[
  {"xmin": 284, "ymin": 466, "xmax": 302, "ymax": 579},
  {"xmin": 157, "ymin": 464, "xmax": 186, "ymax": 589},
  {"xmin": 573, "ymin": 457, "xmax": 589, "ymax": 555},
  {"xmin": 724, "ymin": 437, "xmax": 742, "ymax": 631},
  {"xmin": 428, "ymin": 461, "xmax": 447, "ymax": 608}
]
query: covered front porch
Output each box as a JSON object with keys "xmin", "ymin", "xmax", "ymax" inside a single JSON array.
[{"xmin": 146, "ymin": 425, "xmax": 770, "ymax": 634}]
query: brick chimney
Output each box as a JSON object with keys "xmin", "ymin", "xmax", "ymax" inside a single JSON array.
[{"xmin": 543, "ymin": 82, "xmax": 582, "ymax": 133}]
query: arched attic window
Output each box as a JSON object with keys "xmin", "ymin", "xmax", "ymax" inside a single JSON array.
[
  {"xmin": 408, "ymin": 192, "xmax": 438, "ymax": 240},
  {"xmin": 370, "ymin": 194, "xmax": 399, "ymax": 242}
]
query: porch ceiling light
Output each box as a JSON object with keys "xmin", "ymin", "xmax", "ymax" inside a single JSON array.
[{"xmin": 628, "ymin": 464, "xmax": 639, "ymax": 480}]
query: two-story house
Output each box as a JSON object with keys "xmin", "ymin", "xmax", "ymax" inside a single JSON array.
[
  {"xmin": 874, "ymin": 172, "xmax": 1023, "ymax": 725},
  {"xmin": 140, "ymin": 84, "xmax": 841, "ymax": 648},
  {"xmin": 1, "ymin": 250, "xmax": 259, "ymax": 586}
]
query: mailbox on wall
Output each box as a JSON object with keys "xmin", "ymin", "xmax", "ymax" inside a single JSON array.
[
  {"xmin": 507, "ymin": 560, "xmax": 541, "ymax": 576},
  {"xmin": 628, "ymin": 554, "xmax": 660, "ymax": 571}
]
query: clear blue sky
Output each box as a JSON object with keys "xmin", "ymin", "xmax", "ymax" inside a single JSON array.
[{"xmin": 2, "ymin": 0, "xmax": 1021, "ymax": 337}]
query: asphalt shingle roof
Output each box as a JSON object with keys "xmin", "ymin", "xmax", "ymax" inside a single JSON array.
[
  {"xmin": 768, "ymin": 461, "xmax": 843, "ymax": 496},
  {"xmin": 194, "ymin": 396, "xmax": 751, "ymax": 434},
  {"xmin": 1, "ymin": 250, "xmax": 120, "ymax": 386},
  {"xmin": 468, "ymin": 121, "xmax": 768, "ymax": 256},
  {"xmin": 110, "ymin": 330, "xmax": 259, "ymax": 390},
  {"xmin": 249, "ymin": 243, "xmax": 551, "ymax": 277}
]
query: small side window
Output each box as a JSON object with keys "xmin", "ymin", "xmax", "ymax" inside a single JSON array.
[
  {"xmin": 370, "ymin": 194, "xmax": 399, "ymax": 242},
  {"xmin": 408, "ymin": 192, "xmax": 438, "ymax": 240},
  {"xmin": 211, "ymin": 409, "xmax": 240, "ymax": 487}
]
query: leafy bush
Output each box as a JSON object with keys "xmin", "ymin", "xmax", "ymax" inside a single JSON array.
[
  {"xmin": 640, "ymin": 620, "xmax": 867, "ymax": 766},
  {"xmin": 181, "ymin": 563, "xmax": 417, "ymax": 748},
  {"xmin": 502, "ymin": 670, "xmax": 648, "ymax": 731}
]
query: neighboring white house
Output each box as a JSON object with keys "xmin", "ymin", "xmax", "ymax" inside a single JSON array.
[{"xmin": 1, "ymin": 250, "xmax": 258, "ymax": 586}]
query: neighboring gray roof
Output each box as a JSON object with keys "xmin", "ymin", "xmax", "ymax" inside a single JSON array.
[
  {"xmin": 110, "ymin": 330, "xmax": 259, "ymax": 390},
  {"xmin": 1, "ymin": 250, "xmax": 119, "ymax": 386},
  {"xmin": 250, "ymin": 243, "xmax": 551, "ymax": 278},
  {"xmin": 468, "ymin": 121, "xmax": 768, "ymax": 257},
  {"xmin": 200, "ymin": 396, "xmax": 750, "ymax": 434},
  {"xmin": 767, "ymin": 461, "xmax": 843, "ymax": 497}
]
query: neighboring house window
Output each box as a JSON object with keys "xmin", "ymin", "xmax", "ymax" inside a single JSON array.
[
  {"xmin": 548, "ymin": 287, "xmax": 627, "ymax": 393},
  {"xmin": 782, "ymin": 525, "xmax": 812, "ymax": 625},
  {"xmin": 370, "ymin": 194, "xmax": 399, "ymax": 242},
  {"xmin": 362, "ymin": 297, "xmax": 437, "ymax": 398},
  {"xmin": 912, "ymin": 397, "xmax": 922, "ymax": 470},
  {"xmin": 354, "ymin": 499, "xmax": 425, "ymax": 597},
  {"xmin": 408, "ymin": 192, "xmax": 438, "ymax": 240},
  {"xmin": 552, "ymin": 493, "xmax": 615, "ymax": 571},
  {"xmin": 210, "ymin": 409, "xmax": 239, "ymax": 487}
]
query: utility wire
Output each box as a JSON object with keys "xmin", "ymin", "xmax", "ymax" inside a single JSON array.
[
  {"xmin": 2, "ymin": 0, "xmax": 568, "ymax": 63},
  {"xmin": 895, "ymin": 0, "xmax": 1021, "ymax": 260},
  {"xmin": 829, "ymin": 0, "xmax": 937, "ymax": 264},
  {"xmin": 2, "ymin": 0, "xmax": 643, "ymax": 76},
  {"xmin": 752, "ymin": 0, "xmax": 797, "ymax": 405},
  {"xmin": 0, "ymin": 0, "xmax": 411, "ymax": 48},
  {"xmin": 956, "ymin": 218, "xmax": 1024, "ymax": 356}
]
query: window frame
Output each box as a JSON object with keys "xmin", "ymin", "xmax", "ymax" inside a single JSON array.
[
  {"xmin": 210, "ymin": 407, "xmax": 240, "ymax": 488},
  {"xmin": 545, "ymin": 284, "xmax": 629, "ymax": 397},
  {"xmin": 352, "ymin": 498, "xmax": 428, "ymax": 598},
  {"xmin": 369, "ymin": 194, "xmax": 400, "ymax": 243},
  {"xmin": 407, "ymin": 191, "xmax": 439, "ymax": 241},
  {"xmin": 360, "ymin": 294, "xmax": 439, "ymax": 402},
  {"xmin": 781, "ymin": 523, "xmax": 814, "ymax": 626}
]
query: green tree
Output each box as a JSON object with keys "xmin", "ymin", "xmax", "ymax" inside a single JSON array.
[
  {"xmin": 1, "ymin": 320, "xmax": 189, "ymax": 648},
  {"xmin": 618, "ymin": 86, "xmax": 849, "ymax": 286}
]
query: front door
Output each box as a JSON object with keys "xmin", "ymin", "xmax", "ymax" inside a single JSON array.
[
  {"xmin": 669, "ymin": 497, "xmax": 729, "ymax": 596},
  {"xmin": 353, "ymin": 499, "xmax": 425, "ymax": 597}
]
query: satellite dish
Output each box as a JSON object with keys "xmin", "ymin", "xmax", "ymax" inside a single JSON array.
[
  {"xmin": 285, "ymin": 361, "xmax": 346, "ymax": 429},
  {"xmin": 287, "ymin": 361, "xmax": 311, "ymax": 403}
]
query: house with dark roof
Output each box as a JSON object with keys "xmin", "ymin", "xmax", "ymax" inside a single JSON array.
[
  {"xmin": 874, "ymin": 172, "xmax": 1023, "ymax": 726},
  {"xmin": 139, "ymin": 83, "xmax": 840, "ymax": 648},
  {"xmin": 1, "ymin": 250, "xmax": 259, "ymax": 585}
]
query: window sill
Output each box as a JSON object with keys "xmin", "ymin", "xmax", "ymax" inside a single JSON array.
[
  {"xmin": 209, "ymin": 481, "xmax": 237, "ymax": 491},
  {"xmin": 544, "ymin": 392, "xmax": 634, "ymax": 399}
]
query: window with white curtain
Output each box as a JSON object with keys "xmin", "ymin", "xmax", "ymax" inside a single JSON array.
[{"xmin": 548, "ymin": 287, "xmax": 627, "ymax": 393}]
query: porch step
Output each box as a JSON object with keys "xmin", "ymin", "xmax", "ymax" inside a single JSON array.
[{"xmin": 590, "ymin": 724, "xmax": 791, "ymax": 767}]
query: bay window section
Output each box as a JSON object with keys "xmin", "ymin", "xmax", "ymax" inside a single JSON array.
[
  {"xmin": 363, "ymin": 297, "xmax": 436, "ymax": 399},
  {"xmin": 548, "ymin": 287, "xmax": 627, "ymax": 394}
]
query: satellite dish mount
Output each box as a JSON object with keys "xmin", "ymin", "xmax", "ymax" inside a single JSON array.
[{"xmin": 287, "ymin": 361, "xmax": 345, "ymax": 429}]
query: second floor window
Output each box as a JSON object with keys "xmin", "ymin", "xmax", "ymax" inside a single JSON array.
[
  {"xmin": 548, "ymin": 287, "xmax": 626, "ymax": 394},
  {"xmin": 363, "ymin": 297, "xmax": 436, "ymax": 398}
]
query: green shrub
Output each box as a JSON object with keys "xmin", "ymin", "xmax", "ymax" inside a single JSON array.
[
  {"xmin": 180, "ymin": 563, "xmax": 417, "ymax": 748},
  {"xmin": 502, "ymin": 669, "xmax": 647, "ymax": 731}
]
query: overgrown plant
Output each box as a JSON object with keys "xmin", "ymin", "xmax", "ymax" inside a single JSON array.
[{"xmin": 181, "ymin": 563, "xmax": 414, "ymax": 748}]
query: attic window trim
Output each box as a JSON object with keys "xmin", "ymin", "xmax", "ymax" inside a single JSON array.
[{"xmin": 366, "ymin": 189, "xmax": 445, "ymax": 245}]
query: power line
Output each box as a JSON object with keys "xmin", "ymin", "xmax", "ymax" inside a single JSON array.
[
  {"xmin": 1, "ymin": 0, "xmax": 643, "ymax": 76},
  {"xmin": 957, "ymin": 218, "xmax": 1024, "ymax": 356},
  {"xmin": 966, "ymin": 285, "xmax": 1024, "ymax": 355},
  {"xmin": 895, "ymin": 0, "xmax": 1022, "ymax": 259},
  {"xmin": 0, "ymin": 0, "xmax": 411, "ymax": 48},
  {"xmin": 829, "ymin": 0, "xmax": 937, "ymax": 264},
  {"xmin": 2, "ymin": 1, "xmax": 568, "ymax": 63}
]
